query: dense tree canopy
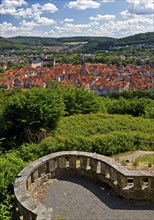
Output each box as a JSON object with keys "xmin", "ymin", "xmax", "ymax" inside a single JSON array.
[
  {"xmin": 0, "ymin": 87, "xmax": 100, "ymax": 150},
  {"xmin": 58, "ymin": 86, "xmax": 99, "ymax": 115},
  {"xmin": 0, "ymin": 88, "xmax": 65, "ymax": 149}
]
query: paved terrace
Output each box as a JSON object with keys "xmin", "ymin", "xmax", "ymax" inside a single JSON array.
[
  {"xmin": 33, "ymin": 176, "xmax": 154, "ymax": 220},
  {"xmin": 14, "ymin": 151, "xmax": 154, "ymax": 220}
]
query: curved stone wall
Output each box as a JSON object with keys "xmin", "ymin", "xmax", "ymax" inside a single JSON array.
[{"xmin": 14, "ymin": 151, "xmax": 154, "ymax": 220}]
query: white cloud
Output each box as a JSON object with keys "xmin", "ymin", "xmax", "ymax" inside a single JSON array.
[
  {"xmin": 17, "ymin": 7, "xmax": 36, "ymax": 18},
  {"xmin": 43, "ymin": 3, "xmax": 58, "ymax": 13},
  {"xmin": 54, "ymin": 12, "xmax": 153, "ymax": 38},
  {"xmin": 0, "ymin": 21, "xmax": 54, "ymax": 37},
  {"xmin": 67, "ymin": 0, "xmax": 101, "ymax": 10},
  {"xmin": 53, "ymin": 22, "xmax": 91, "ymax": 36},
  {"xmin": 101, "ymin": 0, "xmax": 115, "ymax": 2},
  {"xmin": 0, "ymin": 22, "xmax": 17, "ymax": 32},
  {"xmin": 20, "ymin": 16, "xmax": 55, "ymax": 27},
  {"xmin": 120, "ymin": 10, "xmax": 132, "ymax": 18},
  {"xmin": 0, "ymin": 0, "xmax": 153, "ymax": 38},
  {"xmin": 0, "ymin": 0, "xmax": 26, "ymax": 15},
  {"xmin": 90, "ymin": 21, "xmax": 100, "ymax": 26},
  {"xmin": 89, "ymin": 14, "xmax": 115, "ymax": 21},
  {"xmin": 1, "ymin": 14, "xmax": 153, "ymax": 38},
  {"xmin": 35, "ymin": 16, "xmax": 55, "ymax": 25},
  {"xmin": 20, "ymin": 20, "xmax": 39, "ymax": 28},
  {"xmin": 126, "ymin": 0, "xmax": 154, "ymax": 15},
  {"xmin": 64, "ymin": 18, "xmax": 74, "ymax": 22},
  {"xmin": 98, "ymin": 15, "xmax": 154, "ymax": 37},
  {"xmin": 1, "ymin": 0, "xmax": 26, "ymax": 8},
  {"xmin": 0, "ymin": 21, "xmax": 33, "ymax": 37},
  {"xmin": 0, "ymin": 1, "xmax": 58, "ymax": 17},
  {"xmin": 63, "ymin": 23, "xmax": 91, "ymax": 29}
]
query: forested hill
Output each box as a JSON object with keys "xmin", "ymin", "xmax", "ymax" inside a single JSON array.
[
  {"xmin": 116, "ymin": 32, "xmax": 154, "ymax": 46},
  {"xmin": 0, "ymin": 32, "xmax": 153, "ymax": 50},
  {"xmin": 81, "ymin": 32, "xmax": 154, "ymax": 52},
  {"xmin": 0, "ymin": 36, "xmax": 114, "ymax": 49}
]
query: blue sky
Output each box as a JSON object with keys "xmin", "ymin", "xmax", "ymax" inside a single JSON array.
[{"xmin": 0, "ymin": 0, "xmax": 154, "ymax": 38}]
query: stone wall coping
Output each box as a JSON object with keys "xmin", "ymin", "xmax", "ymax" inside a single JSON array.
[{"xmin": 17, "ymin": 151, "xmax": 154, "ymax": 177}]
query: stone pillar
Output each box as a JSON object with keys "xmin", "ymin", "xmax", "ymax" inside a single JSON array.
[
  {"xmin": 69, "ymin": 156, "xmax": 77, "ymax": 168},
  {"xmin": 80, "ymin": 156, "xmax": 87, "ymax": 169},
  {"xmin": 38, "ymin": 164, "xmax": 46, "ymax": 177},
  {"xmin": 49, "ymin": 159, "xmax": 55, "ymax": 172},
  {"xmin": 148, "ymin": 177, "xmax": 154, "ymax": 190},
  {"xmin": 90, "ymin": 158, "xmax": 98, "ymax": 172},
  {"xmin": 33, "ymin": 170, "xmax": 39, "ymax": 181},
  {"xmin": 117, "ymin": 173, "xmax": 127, "ymax": 188},
  {"xmin": 101, "ymin": 162, "xmax": 110, "ymax": 177},
  {"xmin": 134, "ymin": 177, "xmax": 143, "ymax": 190},
  {"xmin": 110, "ymin": 167, "xmax": 117, "ymax": 182},
  {"xmin": 58, "ymin": 157, "xmax": 66, "ymax": 169}
]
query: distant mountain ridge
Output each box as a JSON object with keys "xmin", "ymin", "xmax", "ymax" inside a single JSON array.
[{"xmin": 0, "ymin": 32, "xmax": 153, "ymax": 51}]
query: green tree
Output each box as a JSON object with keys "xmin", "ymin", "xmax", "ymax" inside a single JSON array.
[
  {"xmin": 0, "ymin": 88, "xmax": 65, "ymax": 150},
  {"xmin": 58, "ymin": 86, "xmax": 99, "ymax": 115}
]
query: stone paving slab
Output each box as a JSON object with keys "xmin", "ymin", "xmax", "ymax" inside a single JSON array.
[{"xmin": 33, "ymin": 176, "xmax": 154, "ymax": 220}]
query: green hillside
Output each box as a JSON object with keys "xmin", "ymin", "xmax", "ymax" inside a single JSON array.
[
  {"xmin": 0, "ymin": 32, "xmax": 153, "ymax": 50},
  {"xmin": 0, "ymin": 37, "xmax": 25, "ymax": 49},
  {"xmin": 115, "ymin": 32, "xmax": 154, "ymax": 46},
  {"xmin": 0, "ymin": 36, "xmax": 63, "ymax": 49},
  {"xmin": 81, "ymin": 32, "xmax": 154, "ymax": 52}
]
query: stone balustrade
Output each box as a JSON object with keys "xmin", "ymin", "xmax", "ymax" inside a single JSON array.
[{"xmin": 14, "ymin": 151, "xmax": 154, "ymax": 220}]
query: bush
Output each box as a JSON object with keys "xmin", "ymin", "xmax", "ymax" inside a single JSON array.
[
  {"xmin": 108, "ymin": 97, "xmax": 146, "ymax": 117},
  {"xmin": 0, "ymin": 88, "xmax": 65, "ymax": 150},
  {"xmin": 0, "ymin": 152, "xmax": 26, "ymax": 220},
  {"xmin": 57, "ymin": 86, "xmax": 99, "ymax": 115},
  {"xmin": 109, "ymin": 89, "xmax": 154, "ymax": 99}
]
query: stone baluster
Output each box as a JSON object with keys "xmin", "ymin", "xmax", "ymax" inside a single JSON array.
[
  {"xmin": 101, "ymin": 162, "xmax": 110, "ymax": 177},
  {"xmin": 33, "ymin": 170, "xmax": 39, "ymax": 181},
  {"xmin": 80, "ymin": 156, "xmax": 87, "ymax": 169},
  {"xmin": 110, "ymin": 167, "xmax": 117, "ymax": 182},
  {"xmin": 49, "ymin": 159, "xmax": 55, "ymax": 172},
  {"xmin": 134, "ymin": 177, "xmax": 143, "ymax": 190},
  {"xmin": 38, "ymin": 164, "xmax": 45, "ymax": 175},
  {"xmin": 117, "ymin": 172, "xmax": 127, "ymax": 188},
  {"xmin": 58, "ymin": 157, "xmax": 66, "ymax": 169},
  {"xmin": 91, "ymin": 158, "xmax": 98, "ymax": 172},
  {"xmin": 69, "ymin": 156, "xmax": 77, "ymax": 168},
  {"xmin": 148, "ymin": 177, "xmax": 154, "ymax": 190}
]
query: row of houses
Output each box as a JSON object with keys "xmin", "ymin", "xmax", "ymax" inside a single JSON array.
[{"xmin": 0, "ymin": 63, "xmax": 153, "ymax": 95}]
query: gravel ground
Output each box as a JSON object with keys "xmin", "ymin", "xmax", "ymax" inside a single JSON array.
[{"xmin": 34, "ymin": 176, "xmax": 154, "ymax": 220}]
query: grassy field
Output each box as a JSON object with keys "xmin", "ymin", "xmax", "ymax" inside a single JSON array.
[
  {"xmin": 111, "ymin": 151, "xmax": 136, "ymax": 158},
  {"xmin": 135, "ymin": 154, "xmax": 154, "ymax": 165},
  {"xmin": 64, "ymin": 41, "xmax": 88, "ymax": 45}
]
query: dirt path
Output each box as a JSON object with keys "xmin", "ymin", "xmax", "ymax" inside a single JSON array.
[{"xmin": 117, "ymin": 150, "xmax": 154, "ymax": 162}]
